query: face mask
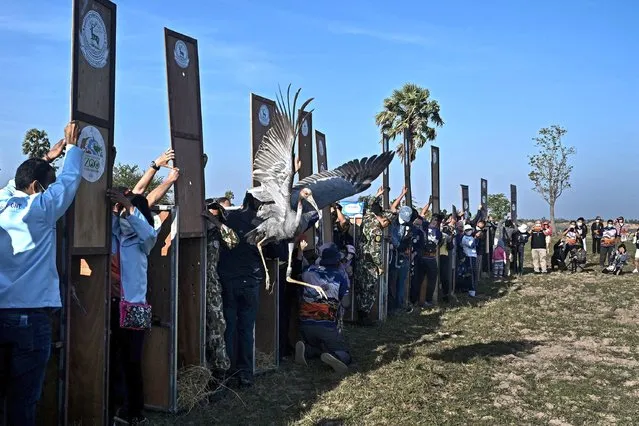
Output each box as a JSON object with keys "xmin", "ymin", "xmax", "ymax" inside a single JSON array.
[
  {"xmin": 119, "ymin": 218, "xmax": 134, "ymax": 235},
  {"xmin": 608, "ymin": 223, "xmax": 613, "ymax": 228},
  {"xmin": 465, "ymin": 230, "xmax": 473, "ymax": 236},
  {"xmin": 577, "ymin": 222, "xmax": 583, "ymax": 226},
  {"xmin": 620, "ymin": 222, "xmax": 624, "ymax": 225},
  {"xmin": 346, "ymin": 253, "xmax": 354, "ymax": 261}
]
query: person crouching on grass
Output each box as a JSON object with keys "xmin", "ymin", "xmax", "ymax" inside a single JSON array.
[
  {"xmin": 295, "ymin": 244, "xmax": 352, "ymax": 374},
  {"xmin": 602, "ymin": 244, "xmax": 629, "ymax": 275}
]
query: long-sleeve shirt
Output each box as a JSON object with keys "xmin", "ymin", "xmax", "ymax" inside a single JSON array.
[
  {"xmin": 601, "ymin": 227, "xmax": 618, "ymax": 247},
  {"xmin": 0, "ymin": 146, "xmax": 83, "ymax": 308},
  {"xmin": 461, "ymin": 235, "xmax": 477, "ymax": 258},
  {"xmin": 299, "ymin": 265, "xmax": 349, "ymax": 327}
]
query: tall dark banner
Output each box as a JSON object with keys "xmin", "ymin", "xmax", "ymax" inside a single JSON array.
[
  {"xmin": 250, "ymin": 93, "xmax": 279, "ymax": 372},
  {"xmin": 297, "ymin": 110, "xmax": 315, "ymax": 251},
  {"xmin": 62, "ymin": 1, "xmax": 117, "ymax": 424},
  {"xmin": 431, "ymin": 146, "xmax": 440, "ymax": 214},
  {"xmin": 164, "ymin": 28, "xmax": 206, "ymax": 369},
  {"xmin": 480, "ymin": 179, "xmax": 488, "ymax": 218},
  {"xmin": 403, "ymin": 129, "xmax": 412, "ymax": 207},
  {"xmin": 315, "ymin": 130, "xmax": 332, "ymax": 244},
  {"xmin": 510, "ymin": 184, "xmax": 518, "ymax": 222},
  {"xmin": 382, "ymin": 134, "xmax": 390, "ymax": 209},
  {"xmin": 461, "ymin": 185, "xmax": 470, "ymax": 218}
]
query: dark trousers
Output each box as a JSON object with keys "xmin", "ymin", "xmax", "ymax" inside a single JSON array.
[
  {"xmin": 109, "ymin": 300, "xmax": 145, "ymax": 419},
  {"xmin": 513, "ymin": 246, "xmax": 525, "ymax": 275},
  {"xmin": 467, "ymin": 257, "xmax": 478, "ymax": 291},
  {"xmin": 222, "ymin": 277, "xmax": 260, "ymax": 379},
  {"xmin": 439, "ymin": 255, "xmax": 451, "ymax": 299},
  {"xmin": 411, "ymin": 257, "xmax": 439, "ymax": 303},
  {"xmin": 299, "ymin": 324, "xmax": 351, "ymax": 365},
  {"xmin": 600, "ymin": 246, "xmax": 615, "ymax": 267},
  {"xmin": 389, "ymin": 254, "xmax": 409, "ymax": 310},
  {"xmin": 0, "ymin": 309, "xmax": 52, "ymax": 426},
  {"xmin": 592, "ymin": 238, "xmax": 601, "ymax": 254}
]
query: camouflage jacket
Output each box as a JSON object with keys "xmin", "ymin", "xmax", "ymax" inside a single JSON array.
[
  {"xmin": 206, "ymin": 220, "xmax": 239, "ymax": 264},
  {"xmin": 357, "ymin": 212, "xmax": 384, "ymax": 269}
]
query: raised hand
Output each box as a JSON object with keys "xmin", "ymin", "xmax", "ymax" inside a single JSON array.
[
  {"xmin": 64, "ymin": 121, "xmax": 79, "ymax": 146},
  {"xmin": 295, "ymin": 157, "xmax": 302, "ymax": 173},
  {"xmin": 167, "ymin": 167, "xmax": 180, "ymax": 183},
  {"xmin": 44, "ymin": 139, "xmax": 65, "ymax": 162},
  {"xmin": 155, "ymin": 148, "xmax": 175, "ymax": 168},
  {"xmin": 106, "ymin": 189, "xmax": 132, "ymax": 209}
]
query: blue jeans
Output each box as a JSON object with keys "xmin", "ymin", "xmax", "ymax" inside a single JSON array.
[
  {"xmin": 0, "ymin": 309, "xmax": 52, "ymax": 426},
  {"xmin": 222, "ymin": 277, "xmax": 260, "ymax": 380},
  {"xmin": 389, "ymin": 253, "xmax": 409, "ymax": 310}
]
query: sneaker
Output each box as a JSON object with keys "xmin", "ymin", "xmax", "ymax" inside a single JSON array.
[
  {"xmin": 130, "ymin": 416, "xmax": 148, "ymax": 425},
  {"xmin": 295, "ymin": 341, "xmax": 307, "ymax": 366},
  {"xmin": 320, "ymin": 353, "xmax": 349, "ymax": 374},
  {"xmin": 421, "ymin": 301, "xmax": 434, "ymax": 309},
  {"xmin": 633, "ymin": 269, "xmax": 638, "ymax": 274},
  {"xmin": 468, "ymin": 290, "xmax": 476, "ymax": 297}
]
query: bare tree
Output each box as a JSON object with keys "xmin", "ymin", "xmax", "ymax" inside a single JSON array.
[{"xmin": 528, "ymin": 125, "xmax": 575, "ymax": 234}]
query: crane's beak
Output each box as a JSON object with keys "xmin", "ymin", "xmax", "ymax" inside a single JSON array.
[{"xmin": 306, "ymin": 194, "xmax": 320, "ymax": 215}]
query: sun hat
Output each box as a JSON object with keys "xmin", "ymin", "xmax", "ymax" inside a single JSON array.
[
  {"xmin": 518, "ymin": 224, "xmax": 528, "ymax": 233},
  {"xmin": 463, "ymin": 224, "xmax": 473, "ymax": 232}
]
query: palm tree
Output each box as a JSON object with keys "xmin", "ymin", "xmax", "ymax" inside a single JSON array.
[{"xmin": 375, "ymin": 83, "xmax": 444, "ymax": 163}]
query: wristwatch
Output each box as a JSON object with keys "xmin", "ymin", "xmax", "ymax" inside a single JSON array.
[{"xmin": 150, "ymin": 161, "xmax": 160, "ymax": 171}]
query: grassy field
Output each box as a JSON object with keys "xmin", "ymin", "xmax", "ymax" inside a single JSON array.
[{"xmin": 153, "ymin": 250, "xmax": 639, "ymax": 425}]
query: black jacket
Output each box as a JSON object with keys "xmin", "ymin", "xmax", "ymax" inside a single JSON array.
[
  {"xmin": 591, "ymin": 222, "xmax": 604, "ymax": 239},
  {"xmin": 530, "ymin": 230, "xmax": 546, "ymax": 249},
  {"xmin": 576, "ymin": 224, "xmax": 588, "ymax": 239}
]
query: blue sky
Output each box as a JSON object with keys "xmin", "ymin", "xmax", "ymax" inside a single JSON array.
[{"xmin": 0, "ymin": 0, "xmax": 637, "ymax": 219}]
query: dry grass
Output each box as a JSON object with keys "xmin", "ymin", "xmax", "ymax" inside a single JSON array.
[{"xmin": 151, "ymin": 250, "xmax": 639, "ymax": 425}]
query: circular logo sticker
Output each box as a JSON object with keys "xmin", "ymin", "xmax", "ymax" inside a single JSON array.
[
  {"xmin": 432, "ymin": 151, "xmax": 438, "ymax": 164},
  {"xmin": 79, "ymin": 10, "xmax": 108, "ymax": 69},
  {"xmin": 78, "ymin": 126, "xmax": 106, "ymax": 182},
  {"xmin": 463, "ymin": 201, "xmax": 469, "ymax": 210},
  {"xmin": 301, "ymin": 119, "xmax": 309, "ymax": 137},
  {"xmin": 318, "ymin": 139, "xmax": 325, "ymax": 156},
  {"xmin": 482, "ymin": 195, "xmax": 487, "ymax": 204},
  {"xmin": 482, "ymin": 181, "xmax": 487, "ymax": 189},
  {"xmin": 174, "ymin": 40, "xmax": 190, "ymax": 69},
  {"xmin": 512, "ymin": 203, "xmax": 517, "ymax": 212},
  {"xmin": 258, "ymin": 104, "xmax": 270, "ymax": 126}
]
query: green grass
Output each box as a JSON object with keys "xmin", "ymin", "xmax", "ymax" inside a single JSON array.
[{"xmin": 152, "ymin": 251, "xmax": 639, "ymax": 425}]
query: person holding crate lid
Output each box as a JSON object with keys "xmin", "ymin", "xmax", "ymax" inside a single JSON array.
[
  {"xmin": 591, "ymin": 216, "xmax": 604, "ymax": 255},
  {"xmin": 0, "ymin": 121, "xmax": 81, "ymax": 426},
  {"xmin": 600, "ymin": 220, "xmax": 618, "ymax": 267}
]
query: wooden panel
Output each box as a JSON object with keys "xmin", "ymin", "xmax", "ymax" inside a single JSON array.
[
  {"xmin": 172, "ymin": 137, "xmax": 204, "ymax": 237},
  {"xmin": 68, "ymin": 255, "xmax": 109, "ymax": 425},
  {"xmin": 297, "ymin": 111, "xmax": 315, "ymax": 250},
  {"xmin": 382, "ymin": 135, "xmax": 390, "ymax": 209},
  {"xmin": 177, "ymin": 238, "xmax": 203, "ymax": 367},
  {"xmin": 461, "ymin": 185, "xmax": 470, "ymax": 218},
  {"xmin": 72, "ymin": 123, "xmax": 110, "ymax": 251},
  {"xmin": 255, "ymin": 260, "xmax": 279, "ymax": 373},
  {"xmin": 76, "ymin": 1, "xmax": 112, "ymax": 122},
  {"xmin": 510, "ymin": 184, "xmax": 518, "ymax": 222},
  {"xmin": 250, "ymin": 94, "xmax": 276, "ymax": 187},
  {"xmin": 164, "ymin": 28, "xmax": 205, "ymax": 238},
  {"xmin": 431, "ymin": 146, "xmax": 440, "ymax": 214},
  {"xmin": 315, "ymin": 131, "xmax": 332, "ymax": 244},
  {"xmin": 143, "ymin": 209, "xmax": 178, "ymax": 411}
]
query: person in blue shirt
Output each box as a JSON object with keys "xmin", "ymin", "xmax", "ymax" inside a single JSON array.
[
  {"xmin": 412, "ymin": 214, "xmax": 443, "ymax": 307},
  {"xmin": 295, "ymin": 244, "xmax": 351, "ymax": 374},
  {"xmin": 0, "ymin": 121, "xmax": 81, "ymax": 426},
  {"xmin": 108, "ymin": 189, "xmax": 158, "ymax": 425}
]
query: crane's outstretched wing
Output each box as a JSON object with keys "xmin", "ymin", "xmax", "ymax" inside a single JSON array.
[
  {"xmin": 249, "ymin": 86, "xmax": 313, "ymax": 221},
  {"xmin": 290, "ymin": 151, "xmax": 395, "ymax": 211}
]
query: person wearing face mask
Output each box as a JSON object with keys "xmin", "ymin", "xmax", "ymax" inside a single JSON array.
[
  {"xmin": 542, "ymin": 221, "xmax": 553, "ymax": 251},
  {"xmin": 530, "ymin": 221, "xmax": 548, "ymax": 274},
  {"xmin": 511, "ymin": 224, "xmax": 530, "ymax": 277},
  {"xmin": 600, "ymin": 220, "xmax": 618, "ymax": 267},
  {"xmin": 0, "ymin": 122, "xmax": 80, "ymax": 426},
  {"xmin": 411, "ymin": 213, "xmax": 442, "ymax": 308},
  {"xmin": 562, "ymin": 221, "xmax": 580, "ymax": 259},
  {"xmin": 591, "ymin": 216, "xmax": 604, "ymax": 256},
  {"xmin": 500, "ymin": 218, "xmax": 517, "ymax": 277},
  {"xmin": 108, "ymin": 190, "xmax": 159, "ymax": 424},
  {"xmin": 575, "ymin": 217, "xmax": 588, "ymax": 252},
  {"xmin": 461, "ymin": 224, "xmax": 479, "ymax": 297},
  {"xmin": 388, "ymin": 205, "xmax": 413, "ymax": 313},
  {"xmin": 615, "ymin": 217, "xmax": 629, "ymax": 244}
]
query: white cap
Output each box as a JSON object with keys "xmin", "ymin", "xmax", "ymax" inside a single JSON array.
[
  {"xmin": 463, "ymin": 224, "xmax": 473, "ymax": 232},
  {"xmin": 518, "ymin": 224, "xmax": 528, "ymax": 233}
]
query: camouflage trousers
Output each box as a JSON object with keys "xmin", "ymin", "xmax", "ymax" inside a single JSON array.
[
  {"xmin": 206, "ymin": 269, "xmax": 230, "ymax": 371},
  {"xmin": 354, "ymin": 261, "xmax": 378, "ymax": 314}
]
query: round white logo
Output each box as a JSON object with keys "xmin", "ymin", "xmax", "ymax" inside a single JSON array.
[
  {"xmin": 512, "ymin": 203, "xmax": 517, "ymax": 212},
  {"xmin": 318, "ymin": 139, "xmax": 325, "ymax": 156},
  {"xmin": 463, "ymin": 200, "xmax": 469, "ymax": 210},
  {"xmin": 482, "ymin": 181, "xmax": 487, "ymax": 189},
  {"xmin": 78, "ymin": 126, "xmax": 106, "ymax": 182},
  {"xmin": 482, "ymin": 195, "xmax": 487, "ymax": 204},
  {"xmin": 174, "ymin": 40, "xmax": 190, "ymax": 69},
  {"xmin": 432, "ymin": 151, "xmax": 438, "ymax": 164},
  {"xmin": 320, "ymin": 164, "xmax": 327, "ymax": 172},
  {"xmin": 258, "ymin": 104, "xmax": 270, "ymax": 126},
  {"xmin": 79, "ymin": 10, "xmax": 108, "ymax": 69},
  {"xmin": 301, "ymin": 119, "xmax": 309, "ymax": 137}
]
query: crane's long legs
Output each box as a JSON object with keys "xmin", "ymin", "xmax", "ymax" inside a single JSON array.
[
  {"xmin": 285, "ymin": 242, "xmax": 328, "ymax": 299},
  {"xmin": 257, "ymin": 237, "xmax": 271, "ymax": 291}
]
